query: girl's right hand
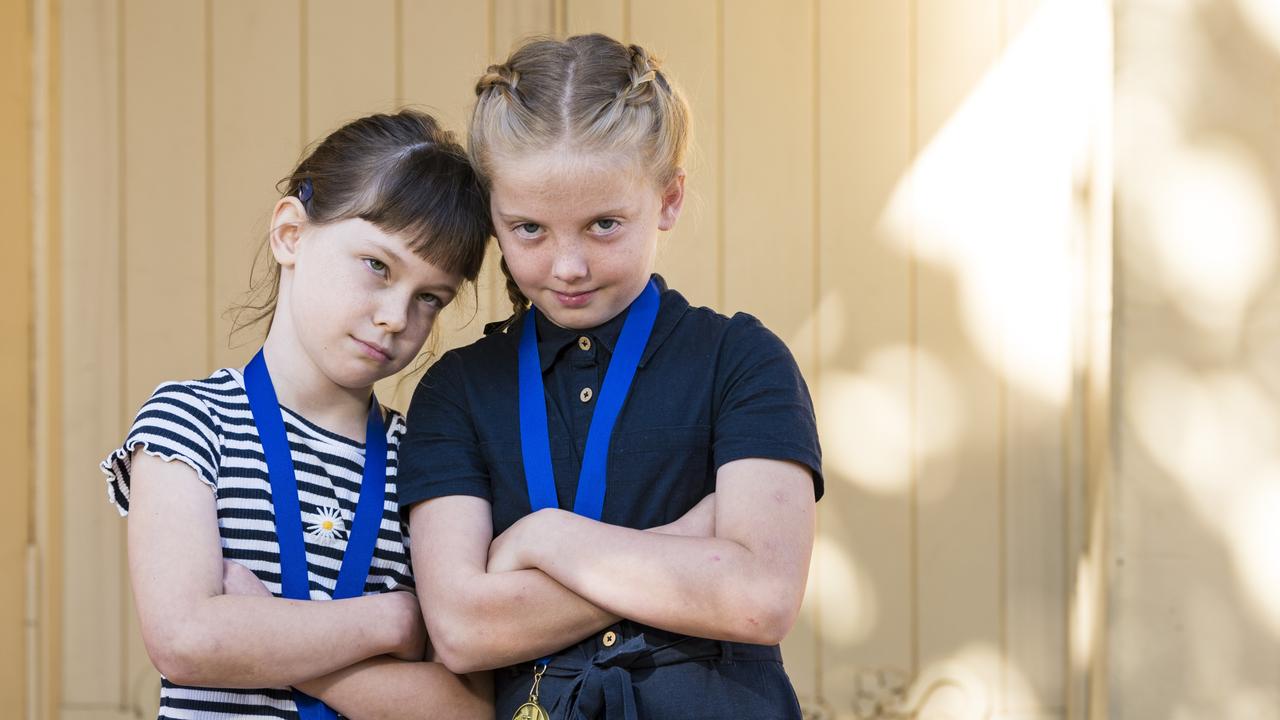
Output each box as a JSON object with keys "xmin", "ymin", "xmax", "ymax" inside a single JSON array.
[
  {"xmin": 649, "ymin": 493, "xmax": 716, "ymax": 537},
  {"xmin": 223, "ymin": 559, "xmax": 427, "ymax": 662},
  {"xmin": 386, "ymin": 591, "xmax": 429, "ymax": 662},
  {"xmin": 221, "ymin": 560, "xmax": 272, "ymax": 598}
]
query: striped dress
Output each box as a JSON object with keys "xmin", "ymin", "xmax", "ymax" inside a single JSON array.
[{"xmin": 100, "ymin": 367, "xmax": 414, "ymax": 720}]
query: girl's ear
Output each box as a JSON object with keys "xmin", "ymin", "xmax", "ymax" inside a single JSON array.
[
  {"xmin": 269, "ymin": 197, "xmax": 307, "ymax": 268},
  {"xmin": 657, "ymin": 168, "xmax": 686, "ymax": 232}
]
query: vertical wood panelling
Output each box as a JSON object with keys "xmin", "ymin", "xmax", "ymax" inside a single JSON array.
[
  {"xmin": 122, "ymin": 1, "xmax": 210, "ymax": 711},
  {"xmin": 306, "ymin": 0, "xmax": 398, "ymax": 136},
  {"xmin": 816, "ymin": 2, "xmax": 914, "ymax": 717},
  {"xmin": 211, "ymin": 0, "xmax": 304, "ymax": 371},
  {"xmin": 401, "ymin": 0, "xmax": 488, "ymax": 146},
  {"xmin": 52, "ymin": 0, "xmax": 144, "ymax": 708},
  {"xmin": 721, "ymin": 0, "xmax": 818, "ymax": 704},
  {"xmin": 631, "ymin": 0, "xmax": 721, "ymax": 311},
  {"xmin": 566, "ymin": 0, "xmax": 625, "ymax": 39},
  {"xmin": 401, "ymin": 0, "xmax": 492, "ymax": 394},
  {"xmin": 913, "ymin": 0, "xmax": 1005, "ymax": 716},
  {"xmin": 34, "ymin": 0, "xmax": 61, "ymax": 714},
  {"xmin": 1005, "ymin": 386, "xmax": 1068, "ymax": 716},
  {"xmin": 1079, "ymin": 7, "xmax": 1112, "ymax": 717},
  {"xmin": 721, "ymin": 0, "xmax": 815, "ymax": 363},
  {"xmin": 122, "ymin": 0, "xmax": 210, "ymax": 409},
  {"xmin": 59, "ymin": 0, "xmax": 125, "ymax": 707},
  {"xmin": 0, "ymin": 0, "xmax": 32, "ymax": 709},
  {"xmin": 998, "ymin": 0, "xmax": 1070, "ymax": 712},
  {"xmin": 493, "ymin": 0, "xmax": 554, "ymax": 57}
]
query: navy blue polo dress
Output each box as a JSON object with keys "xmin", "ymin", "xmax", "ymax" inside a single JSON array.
[{"xmin": 398, "ymin": 276, "xmax": 823, "ymax": 720}]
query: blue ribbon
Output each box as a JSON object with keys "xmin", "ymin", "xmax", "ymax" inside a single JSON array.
[
  {"xmin": 244, "ymin": 350, "xmax": 388, "ymax": 720},
  {"xmin": 518, "ymin": 279, "xmax": 660, "ymax": 521}
]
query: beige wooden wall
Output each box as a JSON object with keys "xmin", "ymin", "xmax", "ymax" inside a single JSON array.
[
  {"xmin": 26, "ymin": 1, "xmax": 1115, "ymax": 719},
  {"xmin": 2, "ymin": 0, "xmax": 34, "ymax": 714},
  {"xmin": 1113, "ymin": 0, "xmax": 1280, "ymax": 717}
]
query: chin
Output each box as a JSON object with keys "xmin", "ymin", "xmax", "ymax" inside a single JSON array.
[
  {"xmin": 326, "ymin": 361, "xmax": 389, "ymax": 392},
  {"xmin": 542, "ymin": 308, "xmax": 609, "ymax": 330}
]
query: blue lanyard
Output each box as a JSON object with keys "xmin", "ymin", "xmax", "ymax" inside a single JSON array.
[
  {"xmin": 243, "ymin": 350, "xmax": 388, "ymax": 720},
  {"xmin": 518, "ymin": 279, "xmax": 660, "ymax": 520}
]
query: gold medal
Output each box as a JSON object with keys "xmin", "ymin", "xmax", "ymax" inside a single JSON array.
[
  {"xmin": 513, "ymin": 702, "xmax": 549, "ymax": 720},
  {"xmin": 512, "ymin": 664, "xmax": 549, "ymax": 720}
]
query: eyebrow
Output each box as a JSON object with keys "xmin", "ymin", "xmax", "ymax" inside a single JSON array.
[
  {"xmin": 363, "ymin": 238, "xmax": 458, "ymax": 295},
  {"xmin": 495, "ymin": 207, "xmax": 633, "ymax": 223}
]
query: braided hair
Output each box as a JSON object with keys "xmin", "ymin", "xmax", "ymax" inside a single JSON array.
[{"xmin": 469, "ymin": 33, "xmax": 691, "ymax": 317}]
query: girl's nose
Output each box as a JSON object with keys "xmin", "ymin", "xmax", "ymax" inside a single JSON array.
[
  {"xmin": 374, "ymin": 293, "xmax": 409, "ymax": 333},
  {"xmin": 551, "ymin": 240, "xmax": 589, "ymax": 283}
]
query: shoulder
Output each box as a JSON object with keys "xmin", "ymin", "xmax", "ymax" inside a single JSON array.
[
  {"xmin": 382, "ymin": 405, "xmax": 408, "ymax": 443},
  {"xmin": 135, "ymin": 368, "xmax": 245, "ymax": 434},
  {"xmin": 102, "ymin": 368, "xmax": 239, "ymax": 515},
  {"xmin": 668, "ymin": 301, "xmax": 809, "ymax": 406},
  {"xmin": 405, "ymin": 336, "xmax": 513, "ymax": 428},
  {"xmin": 414, "ymin": 324, "xmax": 518, "ymax": 394},
  {"xmin": 721, "ymin": 311, "xmax": 792, "ymax": 361},
  {"xmin": 442, "ymin": 324, "xmax": 519, "ymax": 370},
  {"xmin": 672, "ymin": 298, "xmax": 793, "ymax": 365}
]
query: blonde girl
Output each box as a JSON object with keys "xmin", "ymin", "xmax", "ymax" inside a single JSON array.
[{"xmin": 400, "ymin": 35, "xmax": 822, "ymax": 719}]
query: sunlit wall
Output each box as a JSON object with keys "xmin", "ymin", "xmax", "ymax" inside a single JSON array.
[
  {"xmin": 1115, "ymin": 0, "xmax": 1280, "ymax": 717},
  {"xmin": 36, "ymin": 0, "xmax": 1277, "ymax": 719}
]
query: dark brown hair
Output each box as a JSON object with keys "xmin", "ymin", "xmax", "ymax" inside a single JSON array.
[
  {"xmin": 233, "ymin": 109, "xmax": 491, "ymax": 338},
  {"xmin": 469, "ymin": 34, "xmax": 690, "ymax": 316}
]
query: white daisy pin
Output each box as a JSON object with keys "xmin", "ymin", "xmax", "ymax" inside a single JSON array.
[{"xmin": 306, "ymin": 506, "xmax": 346, "ymax": 545}]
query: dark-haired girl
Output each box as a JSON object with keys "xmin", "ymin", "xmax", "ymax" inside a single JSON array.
[{"xmin": 101, "ymin": 110, "xmax": 492, "ymax": 720}]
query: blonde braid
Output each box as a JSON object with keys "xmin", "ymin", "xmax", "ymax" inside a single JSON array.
[
  {"xmin": 498, "ymin": 255, "xmax": 529, "ymax": 317},
  {"xmin": 476, "ymin": 63, "xmax": 521, "ymax": 100}
]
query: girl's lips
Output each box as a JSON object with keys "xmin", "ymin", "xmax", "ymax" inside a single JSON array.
[
  {"xmin": 553, "ymin": 289, "xmax": 595, "ymax": 308},
  {"xmin": 353, "ymin": 337, "xmax": 392, "ymax": 362}
]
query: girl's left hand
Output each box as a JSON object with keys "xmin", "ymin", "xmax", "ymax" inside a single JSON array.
[
  {"xmin": 486, "ymin": 511, "xmax": 549, "ymax": 574},
  {"xmin": 222, "ymin": 559, "xmax": 273, "ymax": 598}
]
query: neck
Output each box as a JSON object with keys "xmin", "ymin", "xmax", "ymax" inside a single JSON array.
[{"xmin": 259, "ymin": 331, "xmax": 373, "ymax": 443}]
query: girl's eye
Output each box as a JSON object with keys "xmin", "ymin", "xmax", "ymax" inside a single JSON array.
[
  {"xmin": 513, "ymin": 222, "xmax": 542, "ymax": 239},
  {"xmin": 593, "ymin": 218, "xmax": 620, "ymax": 233},
  {"xmin": 418, "ymin": 292, "xmax": 444, "ymax": 309},
  {"xmin": 364, "ymin": 258, "xmax": 388, "ymax": 276}
]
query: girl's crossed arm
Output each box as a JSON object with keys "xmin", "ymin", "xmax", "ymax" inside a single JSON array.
[
  {"xmin": 408, "ymin": 495, "xmax": 618, "ymax": 674},
  {"xmin": 128, "ymin": 451, "xmax": 426, "ymax": 690},
  {"xmin": 487, "ymin": 457, "xmax": 817, "ymax": 646},
  {"xmin": 221, "ymin": 559, "xmax": 491, "ymax": 719},
  {"xmin": 407, "ymin": 491, "xmax": 716, "ymax": 674}
]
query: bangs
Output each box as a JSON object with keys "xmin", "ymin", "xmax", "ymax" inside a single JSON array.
[{"xmin": 358, "ymin": 144, "xmax": 491, "ymax": 282}]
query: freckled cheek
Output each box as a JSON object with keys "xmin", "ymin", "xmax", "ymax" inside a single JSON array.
[{"xmin": 507, "ymin": 251, "xmax": 553, "ymax": 287}]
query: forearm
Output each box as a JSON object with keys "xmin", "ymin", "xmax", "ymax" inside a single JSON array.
[
  {"xmin": 429, "ymin": 567, "xmax": 617, "ymax": 673},
  {"xmin": 157, "ymin": 593, "xmax": 403, "ymax": 688},
  {"xmin": 296, "ymin": 657, "xmax": 491, "ymax": 720},
  {"xmin": 438, "ymin": 521, "xmax": 713, "ymax": 669},
  {"xmin": 524, "ymin": 511, "xmax": 802, "ymax": 644}
]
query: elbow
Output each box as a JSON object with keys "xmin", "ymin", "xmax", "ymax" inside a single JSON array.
[
  {"xmin": 431, "ymin": 629, "xmax": 489, "ymax": 675},
  {"xmin": 425, "ymin": 607, "xmax": 494, "ymax": 675},
  {"xmin": 735, "ymin": 609, "xmax": 793, "ymax": 647},
  {"xmin": 728, "ymin": 587, "xmax": 803, "ymax": 646},
  {"xmin": 144, "ymin": 622, "xmax": 220, "ymax": 686}
]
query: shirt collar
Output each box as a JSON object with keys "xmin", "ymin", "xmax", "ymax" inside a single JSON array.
[{"xmin": 528, "ymin": 274, "xmax": 687, "ymax": 372}]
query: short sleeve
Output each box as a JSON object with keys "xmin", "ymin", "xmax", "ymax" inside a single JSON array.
[
  {"xmin": 397, "ymin": 350, "xmax": 493, "ymax": 510},
  {"xmin": 712, "ymin": 313, "xmax": 824, "ymax": 501},
  {"xmin": 100, "ymin": 382, "xmax": 221, "ymax": 516}
]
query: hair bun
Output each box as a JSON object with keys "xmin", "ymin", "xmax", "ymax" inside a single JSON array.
[
  {"xmin": 477, "ymin": 64, "xmax": 520, "ymax": 97},
  {"xmin": 622, "ymin": 44, "xmax": 665, "ymax": 105}
]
